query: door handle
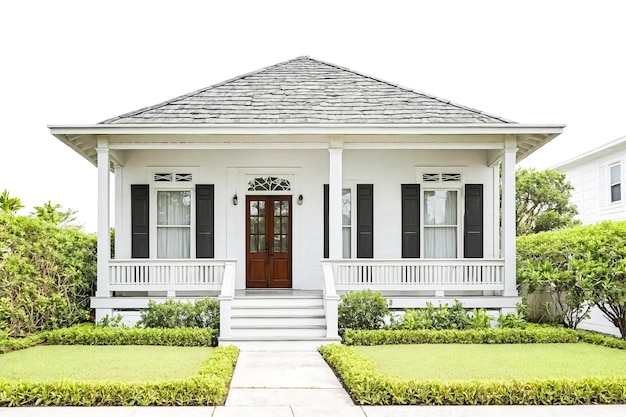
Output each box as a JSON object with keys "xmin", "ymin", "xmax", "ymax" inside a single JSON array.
[{"xmin": 265, "ymin": 244, "xmax": 269, "ymax": 262}]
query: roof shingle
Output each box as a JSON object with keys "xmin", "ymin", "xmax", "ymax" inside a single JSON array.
[{"xmin": 100, "ymin": 56, "xmax": 515, "ymax": 125}]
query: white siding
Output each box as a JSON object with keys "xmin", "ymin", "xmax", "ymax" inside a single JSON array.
[{"xmin": 114, "ymin": 148, "xmax": 496, "ymax": 290}]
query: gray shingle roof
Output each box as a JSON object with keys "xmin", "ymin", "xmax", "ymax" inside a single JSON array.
[{"xmin": 100, "ymin": 56, "xmax": 515, "ymax": 125}]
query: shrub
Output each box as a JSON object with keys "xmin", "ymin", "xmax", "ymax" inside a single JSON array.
[
  {"xmin": 342, "ymin": 326, "xmax": 580, "ymax": 346},
  {"xmin": 0, "ymin": 345, "xmax": 239, "ymax": 406},
  {"xmin": 319, "ymin": 343, "xmax": 626, "ymax": 405},
  {"xmin": 44, "ymin": 324, "xmax": 218, "ymax": 347},
  {"xmin": 0, "ymin": 213, "xmax": 96, "ymax": 336},
  {"xmin": 338, "ymin": 290, "xmax": 389, "ymax": 332},
  {"xmin": 138, "ymin": 298, "xmax": 220, "ymax": 330},
  {"xmin": 394, "ymin": 301, "xmax": 490, "ymax": 331}
]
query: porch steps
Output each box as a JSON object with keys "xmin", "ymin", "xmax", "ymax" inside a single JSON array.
[{"xmin": 219, "ymin": 292, "xmax": 340, "ymax": 351}]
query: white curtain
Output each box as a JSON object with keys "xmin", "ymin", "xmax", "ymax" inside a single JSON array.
[
  {"xmin": 424, "ymin": 190, "xmax": 457, "ymax": 258},
  {"xmin": 157, "ymin": 191, "xmax": 191, "ymax": 258}
]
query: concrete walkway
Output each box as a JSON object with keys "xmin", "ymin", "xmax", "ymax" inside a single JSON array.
[{"xmin": 1, "ymin": 351, "xmax": 626, "ymax": 416}]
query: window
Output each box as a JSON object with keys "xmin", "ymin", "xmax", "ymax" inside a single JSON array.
[
  {"xmin": 157, "ymin": 190, "xmax": 191, "ymax": 258},
  {"xmin": 423, "ymin": 190, "xmax": 457, "ymax": 258},
  {"xmin": 342, "ymin": 189, "xmax": 351, "ymax": 258},
  {"xmin": 610, "ymin": 163, "xmax": 621, "ymax": 203}
]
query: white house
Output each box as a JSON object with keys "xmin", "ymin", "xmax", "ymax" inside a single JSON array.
[
  {"xmin": 50, "ymin": 56, "xmax": 564, "ymax": 349},
  {"xmin": 554, "ymin": 135, "xmax": 626, "ymax": 337}
]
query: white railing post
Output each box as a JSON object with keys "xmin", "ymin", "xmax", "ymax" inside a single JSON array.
[
  {"xmin": 322, "ymin": 262, "xmax": 340, "ymax": 339},
  {"xmin": 218, "ymin": 261, "xmax": 236, "ymax": 340}
]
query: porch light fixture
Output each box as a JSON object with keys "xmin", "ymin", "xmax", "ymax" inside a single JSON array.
[
  {"xmin": 233, "ymin": 194, "xmax": 238, "ymax": 205},
  {"xmin": 297, "ymin": 194, "xmax": 303, "ymax": 205}
]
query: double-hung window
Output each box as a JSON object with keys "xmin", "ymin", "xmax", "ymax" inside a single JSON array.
[
  {"xmin": 423, "ymin": 190, "xmax": 458, "ymax": 258},
  {"xmin": 342, "ymin": 188, "xmax": 352, "ymax": 258},
  {"xmin": 156, "ymin": 190, "xmax": 191, "ymax": 258},
  {"xmin": 610, "ymin": 163, "xmax": 621, "ymax": 203}
]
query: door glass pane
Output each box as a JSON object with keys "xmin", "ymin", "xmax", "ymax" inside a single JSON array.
[
  {"xmin": 281, "ymin": 201, "xmax": 289, "ymax": 215},
  {"xmin": 258, "ymin": 216, "xmax": 265, "ymax": 233},
  {"xmin": 282, "ymin": 217, "xmax": 288, "ymax": 234},
  {"xmin": 259, "ymin": 235, "xmax": 266, "ymax": 252},
  {"xmin": 250, "ymin": 235, "xmax": 258, "ymax": 253},
  {"xmin": 282, "ymin": 235, "xmax": 288, "ymax": 252},
  {"xmin": 274, "ymin": 201, "xmax": 281, "ymax": 216},
  {"xmin": 274, "ymin": 216, "xmax": 280, "ymax": 233},
  {"xmin": 250, "ymin": 216, "xmax": 258, "ymax": 233},
  {"xmin": 259, "ymin": 200, "xmax": 265, "ymax": 216},
  {"xmin": 250, "ymin": 201, "xmax": 259, "ymax": 216},
  {"xmin": 274, "ymin": 235, "xmax": 281, "ymax": 252}
]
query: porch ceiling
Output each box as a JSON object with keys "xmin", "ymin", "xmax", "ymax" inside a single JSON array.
[{"xmin": 49, "ymin": 123, "xmax": 564, "ymax": 170}]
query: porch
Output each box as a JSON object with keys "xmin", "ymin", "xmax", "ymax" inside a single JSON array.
[{"xmin": 93, "ymin": 257, "xmax": 520, "ymax": 349}]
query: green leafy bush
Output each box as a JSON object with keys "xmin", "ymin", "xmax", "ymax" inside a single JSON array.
[
  {"xmin": 518, "ymin": 221, "xmax": 626, "ymax": 337},
  {"xmin": 319, "ymin": 343, "xmax": 626, "ymax": 405},
  {"xmin": 44, "ymin": 324, "xmax": 218, "ymax": 347},
  {"xmin": 0, "ymin": 213, "xmax": 96, "ymax": 336},
  {"xmin": 0, "ymin": 345, "xmax": 239, "ymax": 406},
  {"xmin": 341, "ymin": 326, "xmax": 580, "ymax": 346},
  {"xmin": 338, "ymin": 290, "xmax": 389, "ymax": 332},
  {"xmin": 139, "ymin": 298, "xmax": 220, "ymax": 330},
  {"xmin": 394, "ymin": 300, "xmax": 488, "ymax": 330}
]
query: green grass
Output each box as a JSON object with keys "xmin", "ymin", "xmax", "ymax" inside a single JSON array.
[
  {"xmin": 0, "ymin": 345, "xmax": 213, "ymax": 383},
  {"xmin": 353, "ymin": 343, "xmax": 626, "ymax": 381}
]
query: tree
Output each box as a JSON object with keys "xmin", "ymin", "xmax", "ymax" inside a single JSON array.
[
  {"xmin": 0, "ymin": 190, "xmax": 23, "ymax": 214},
  {"xmin": 516, "ymin": 168, "xmax": 579, "ymax": 236},
  {"xmin": 31, "ymin": 200, "xmax": 77, "ymax": 226}
]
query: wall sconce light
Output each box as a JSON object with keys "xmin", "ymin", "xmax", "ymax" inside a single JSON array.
[
  {"xmin": 233, "ymin": 194, "xmax": 238, "ymax": 205},
  {"xmin": 297, "ymin": 194, "xmax": 304, "ymax": 205}
]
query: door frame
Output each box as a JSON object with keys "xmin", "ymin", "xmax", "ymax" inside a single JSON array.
[{"xmin": 245, "ymin": 194, "xmax": 293, "ymax": 288}]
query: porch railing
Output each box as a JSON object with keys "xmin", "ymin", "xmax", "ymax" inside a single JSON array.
[
  {"xmin": 109, "ymin": 259, "xmax": 236, "ymax": 293},
  {"xmin": 322, "ymin": 259, "xmax": 505, "ymax": 292}
]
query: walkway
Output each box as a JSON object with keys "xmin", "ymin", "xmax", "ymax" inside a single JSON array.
[{"xmin": 1, "ymin": 351, "xmax": 626, "ymax": 416}]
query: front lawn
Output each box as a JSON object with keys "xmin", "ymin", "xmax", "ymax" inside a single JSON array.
[
  {"xmin": 0, "ymin": 345, "xmax": 212, "ymax": 383},
  {"xmin": 353, "ymin": 343, "xmax": 626, "ymax": 381}
]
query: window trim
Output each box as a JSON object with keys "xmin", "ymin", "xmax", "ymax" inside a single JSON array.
[{"xmin": 420, "ymin": 186, "xmax": 463, "ymax": 259}]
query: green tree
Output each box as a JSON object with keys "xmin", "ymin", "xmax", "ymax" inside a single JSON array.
[
  {"xmin": 516, "ymin": 168, "xmax": 579, "ymax": 235},
  {"xmin": 0, "ymin": 190, "xmax": 23, "ymax": 214},
  {"xmin": 32, "ymin": 201, "xmax": 77, "ymax": 226}
]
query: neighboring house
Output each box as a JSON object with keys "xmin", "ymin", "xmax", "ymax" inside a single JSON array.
[
  {"xmin": 49, "ymin": 56, "xmax": 564, "ymax": 349},
  {"xmin": 554, "ymin": 135, "xmax": 626, "ymax": 337}
]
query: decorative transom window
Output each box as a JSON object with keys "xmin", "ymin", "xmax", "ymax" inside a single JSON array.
[
  {"xmin": 247, "ymin": 176, "xmax": 291, "ymax": 192},
  {"xmin": 154, "ymin": 173, "xmax": 193, "ymax": 182},
  {"xmin": 422, "ymin": 173, "xmax": 461, "ymax": 183}
]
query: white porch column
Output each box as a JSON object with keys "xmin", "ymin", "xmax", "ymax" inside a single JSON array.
[
  {"xmin": 95, "ymin": 137, "xmax": 111, "ymax": 298},
  {"xmin": 329, "ymin": 146, "xmax": 343, "ymax": 259},
  {"xmin": 501, "ymin": 135, "xmax": 517, "ymax": 297}
]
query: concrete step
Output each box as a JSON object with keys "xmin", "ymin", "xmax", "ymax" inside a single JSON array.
[
  {"xmin": 232, "ymin": 297, "xmax": 324, "ymax": 308},
  {"xmin": 219, "ymin": 336, "xmax": 341, "ymax": 351},
  {"xmin": 231, "ymin": 307, "xmax": 325, "ymax": 317},
  {"xmin": 230, "ymin": 325, "xmax": 327, "ymax": 338},
  {"xmin": 231, "ymin": 316, "xmax": 326, "ymax": 326}
]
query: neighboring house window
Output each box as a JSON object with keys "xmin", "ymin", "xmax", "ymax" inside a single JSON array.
[
  {"xmin": 157, "ymin": 190, "xmax": 191, "ymax": 258},
  {"xmin": 610, "ymin": 163, "xmax": 621, "ymax": 203},
  {"xmin": 423, "ymin": 190, "xmax": 457, "ymax": 258},
  {"xmin": 342, "ymin": 189, "xmax": 351, "ymax": 258}
]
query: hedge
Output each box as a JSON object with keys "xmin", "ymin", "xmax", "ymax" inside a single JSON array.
[
  {"xmin": 44, "ymin": 324, "xmax": 218, "ymax": 347},
  {"xmin": 0, "ymin": 345, "xmax": 239, "ymax": 406},
  {"xmin": 342, "ymin": 326, "xmax": 580, "ymax": 346},
  {"xmin": 319, "ymin": 343, "xmax": 626, "ymax": 405}
]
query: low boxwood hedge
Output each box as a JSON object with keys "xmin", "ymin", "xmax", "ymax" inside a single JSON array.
[
  {"xmin": 0, "ymin": 345, "xmax": 239, "ymax": 406},
  {"xmin": 0, "ymin": 325, "xmax": 238, "ymax": 406},
  {"xmin": 319, "ymin": 343, "xmax": 626, "ymax": 405},
  {"xmin": 342, "ymin": 325, "xmax": 580, "ymax": 346}
]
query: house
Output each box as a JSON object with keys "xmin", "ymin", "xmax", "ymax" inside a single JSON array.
[
  {"xmin": 553, "ymin": 135, "xmax": 626, "ymax": 337},
  {"xmin": 49, "ymin": 56, "xmax": 564, "ymax": 349}
]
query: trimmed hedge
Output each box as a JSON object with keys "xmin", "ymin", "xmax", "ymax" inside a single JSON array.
[
  {"xmin": 44, "ymin": 324, "xmax": 218, "ymax": 347},
  {"xmin": 0, "ymin": 345, "xmax": 239, "ymax": 406},
  {"xmin": 319, "ymin": 343, "xmax": 626, "ymax": 405},
  {"xmin": 342, "ymin": 326, "xmax": 580, "ymax": 346},
  {"xmin": 0, "ymin": 333, "xmax": 44, "ymax": 354}
]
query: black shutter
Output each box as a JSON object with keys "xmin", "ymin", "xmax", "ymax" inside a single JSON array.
[
  {"xmin": 401, "ymin": 184, "xmax": 420, "ymax": 258},
  {"xmin": 131, "ymin": 184, "xmax": 149, "ymax": 258},
  {"xmin": 196, "ymin": 184, "xmax": 215, "ymax": 258},
  {"xmin": 464, "ymin": 184, "xmax": 483, "ymax": 258},
  {"xmin": 323, "ymin": 184, "xmax": 329, "ymax": 259},
  {"xmin": 357, "ymin": 184, "xmax": 374, "ymax": 258}
]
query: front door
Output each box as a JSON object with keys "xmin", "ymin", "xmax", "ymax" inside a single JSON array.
[{"xmin": 246, "ymin": 195, "xmax": 292, "ymax": 288}]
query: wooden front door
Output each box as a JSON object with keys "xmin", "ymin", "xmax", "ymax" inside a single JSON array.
[{"xmin": 246, "ymin": 195, "xmax": 292, "ymax": 288}]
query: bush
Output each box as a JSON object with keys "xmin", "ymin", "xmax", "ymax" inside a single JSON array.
[
  {"xmin": 338, "ymin": 290, "xmax": 389, "ymax": 332},
  {"xmin": 342, "ymin": 326, "xmax": 579, "ymax": 346},
  {"xmin": 0, "ymin": 345, "xmax": 239, "ymax": 406},
  {"xmin": 0, "ymin": 213, "xmax": 96, "ymax": 336},
  {"xmin": 517, "ymin": 221, "xmax": 626, "ymax": 336},
  {"xmin": 394, "ymin": 300, "xmax": 488, "ymax": 330},
  {"xmin": 319, "ymin": 343, "xmax": 626, "ymax": 405},
  {"xmin": 138, "ymin": 298, "xmax": 220, "ymax": 330},
  {"xmin": 44, "ymin": 324, "xmax": 218, "ymax": 347}
]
